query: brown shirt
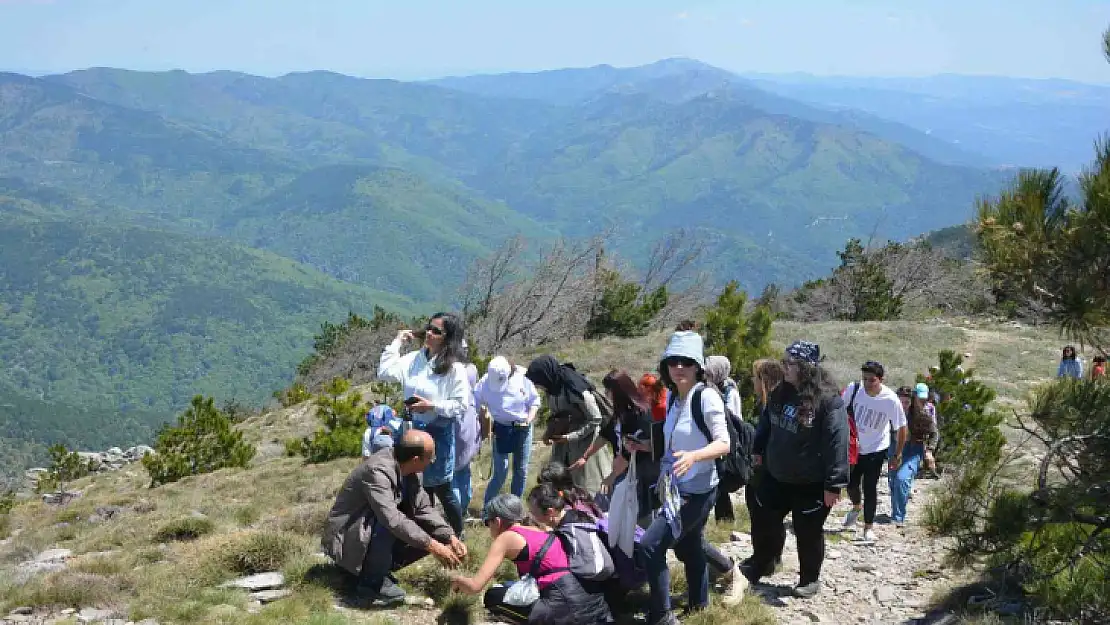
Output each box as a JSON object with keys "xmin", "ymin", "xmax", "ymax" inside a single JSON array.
[{"xmin": 321, "ymin": 448, "xmax": 454, "ymax": 575}]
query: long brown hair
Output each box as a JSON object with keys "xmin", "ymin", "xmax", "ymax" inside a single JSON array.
[
  {"xmin": 752, "ymin": 358, "xmax": 785, "ymax": 407},
  {"xmin": 603, "ymin": 369, "xmax": 651, "ymax": 414}
]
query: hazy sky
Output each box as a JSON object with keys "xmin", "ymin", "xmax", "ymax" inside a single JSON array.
[{"xmin": 3, "ymin": 0, "xmax": 1109, "ymax": 82}]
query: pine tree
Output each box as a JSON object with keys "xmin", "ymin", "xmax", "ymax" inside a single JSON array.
[
  {"xmin": 917, "ymin": 350, "xmax": 1005, "ymax": 464},
  {"xmin": 585, "ymin": 268, "xmax": 668, "ymax": 339},
  {"xmin": 142, "ymin": 396, "xmax": 256, "ymax": 487},
  {"xmin": 703, "ymin": 281, "xmax": 775, "ymax": 416},
  {"xmin": 285, "ymin": 378, "xmax": 366, "ymax": 463},
  {"xmin": 835, "ymin": 238, "xmax": 903, "ymax": 321}
]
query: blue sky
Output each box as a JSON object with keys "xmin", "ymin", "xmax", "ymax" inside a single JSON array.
[{"xmin": 2, "ymin": 0, "xmax": 1109, "ymax": 82}]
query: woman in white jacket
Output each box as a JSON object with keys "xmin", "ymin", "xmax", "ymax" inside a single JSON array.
[{"xmin": 378, "ymin": 312, "xmax": 469, "ymax": 535}]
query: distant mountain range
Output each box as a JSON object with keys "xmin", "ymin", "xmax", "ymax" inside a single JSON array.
[
  {"xmin": 743, "ymin": 72, "xmax": 1110, "ymax": 173},
  {"xmin": 0, "ymin": 57, "xmax": 1063, "ymax": 473}
]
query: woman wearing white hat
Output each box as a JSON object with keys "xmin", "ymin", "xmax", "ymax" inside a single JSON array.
[{"xmin": 475, "ymin": 356, "xmax": 543, "ymax": 516}]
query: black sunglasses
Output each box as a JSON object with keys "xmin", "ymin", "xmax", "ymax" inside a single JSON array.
[
  {"xmin": 424, "ymin": 324, "xmax": 445, "ymax": 337},
  {"xmin": 664, "ymin": 356, "xmax": 698, "ymax": 368}
]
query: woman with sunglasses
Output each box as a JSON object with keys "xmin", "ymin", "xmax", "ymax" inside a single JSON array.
[
  {"xmin": 745, "ymin": 341, "xmax": 849, "ymax": 599},
  {"xmin": 378, "ymin": 312, "xmax": 469, "ymax": 536},
  {"xmin": 640, "ymin": 330, "xmax": 735, "ymax": 625}
]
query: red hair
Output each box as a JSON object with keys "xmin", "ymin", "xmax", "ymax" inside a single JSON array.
[{"xmin": 638, "ymin": 373, "xmax": 668, "ymax": 423}]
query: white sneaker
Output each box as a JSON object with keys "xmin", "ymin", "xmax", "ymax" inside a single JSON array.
[
  {"xmin": 721, "ymin": 561, "xmax": 748, "ymax": 606},
  {"xmin": 843, "ymin": 508, "xmax": 861, "ymax": 528},
  {"xmin": 860, "ymin": 528, "xmax": 877, "ymax": 543}
]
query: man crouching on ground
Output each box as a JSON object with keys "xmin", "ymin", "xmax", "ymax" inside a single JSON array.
[{"xmin": 322, "ymin": 429, "xmax": 468, "ymax": 606}]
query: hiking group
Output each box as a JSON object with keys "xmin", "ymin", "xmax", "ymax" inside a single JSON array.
[{"xmin": 321, "ymin": 312, "xmax": 945, "ymax": 625}]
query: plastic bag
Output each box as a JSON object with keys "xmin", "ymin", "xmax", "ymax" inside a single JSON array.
[
  {"xmin": 503, "ymin": 575, "xmax": 540, "ymax": 606},
  {"xmin": 607, "ymin": 451, "xmax": 640, "ymax": 558}
]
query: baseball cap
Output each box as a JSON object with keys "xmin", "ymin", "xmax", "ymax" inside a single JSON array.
[
  {"xmin": 914, "ymin": 382, "xmax": 930, "ymax": 399},
  {"xmin": 487, "ymin": 356, "xmax": 513, "ymax": 391}
]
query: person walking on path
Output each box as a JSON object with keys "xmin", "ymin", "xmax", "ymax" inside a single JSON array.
[
  {"xmin": 841, "ymin": 361, "xmax": 908, "ymax": 543},
  {"xmin": 889, "ymin": 384, "xmax": 938, "ymax": 527},
  {"xmin": 746, "ymin": 341, "xmax": 849, "ymax": 599},
  {"xmin": 1058, "ymin": 345, "xmax": 1084, "ymax": 379}
]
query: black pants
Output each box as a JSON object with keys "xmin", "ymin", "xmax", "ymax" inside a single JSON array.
[
  {"xmin": 748, "ymin": 473, "xmax": 832, "ymax": 585},
  {"xmin": 744, "ymin": 473, "xmax": 784, "ymax": 567},
  {"xmin": 357, "ymin": 522, "xmax": 429, "ymax": 591},
  {"xmin": 424, "ymin": 482, "xmax": 464, "ymax": 537},
  {"xmin": 484, "ymin": 584, "xmax": 533, "ymax": 625},
  {"xmin": 847, "ymin": 450, "xmax": 886, "ymax": 525}
]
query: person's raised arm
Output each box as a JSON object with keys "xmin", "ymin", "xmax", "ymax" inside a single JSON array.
[{"xmin": 378, "ymin": 330, "xmax": 412, "ymax": 384}]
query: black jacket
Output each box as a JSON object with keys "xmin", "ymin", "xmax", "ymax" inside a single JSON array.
[{"xmin": 754, "ymin": 383, "xmax": 850, "ymax": 493}]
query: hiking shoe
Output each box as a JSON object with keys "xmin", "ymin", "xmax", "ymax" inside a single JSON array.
[
  {"xmin": 720, "ymin": 561, "xmax": 748, "ymax": 606},
  {"xmin": 860, "ymin": 528, "xmax": 877, "ymax": 543},
  {"xmin": 793, "ymin": 580, "xmax": 821, "ymax": 598},
  {"xmin": 843, "ymin": 508, "xmax": 861, "ymax": 528},
  {"xmin": 356, "ymin": 577, "xmax": 406, "ymax": 607}
]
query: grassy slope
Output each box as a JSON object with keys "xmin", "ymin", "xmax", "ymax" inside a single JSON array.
[{"xmin": 0, "ymin": 320, "xmax": 1060, "ymax": 624}]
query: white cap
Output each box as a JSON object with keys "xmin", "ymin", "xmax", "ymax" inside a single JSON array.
[{"xmin": 488, "ymin": 356, "xmax": 513, "ymax": 391}]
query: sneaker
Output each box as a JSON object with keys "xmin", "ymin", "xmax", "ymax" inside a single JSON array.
[
  {"xmin": 843, "ymin": 508, "xmax": 861, "ymax": 528},
  {"xmin": 719, "ymin": 561, "xmax": 748, "ymax": 606},
  {"xmin": 356, "ymin": 577, "xmax": 406, "ymax": 607},
  {"xmin": 860, "ymin": 528, "xmax": 877, "ymax": 543},
  {"xmin": 793, "ymin": 580, "xmax": 821, "ymax": 598}
]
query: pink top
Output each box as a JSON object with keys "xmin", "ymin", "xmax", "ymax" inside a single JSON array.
[{"xmin": 510, "ymin": 526, "xmax": 569, "ymax": 590}]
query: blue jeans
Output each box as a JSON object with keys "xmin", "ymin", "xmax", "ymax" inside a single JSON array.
[
  {"xmin": 639, "ymin": 487, "xmax": 717, "ymax": 623},
  {"xmin": 452, "ymin": 463, "xmax": 473, "ymax": 516},
  {"xmin": 414, "ymin": 418, "xmax": 456, "ymax": 487},
  {"xmin": 483, "ymin": 423, "xmax": 532, "ymax": 516},
  {"xmin": 889, "ymin": 443, "xmax": 925, "ymax": 523}
]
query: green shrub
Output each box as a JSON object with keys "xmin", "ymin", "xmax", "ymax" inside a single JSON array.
[
  {"xmin": 141, "ymin": 395, "xmax": 256, "ymax": 487},
  {"xmin": 585, "ymin": 268, "xmax": 668, "ymax": 339},
  {"xmin": 5, "ymin": 571, "xmax": 125, "ymax": 609},
  {"xmin": 154, "ymin": 517, "xmax": 215, "ymax": 543},
  {"xmin": 221, "ymin": 531, "xmax": 301, "ymax": 576},
  {"xmin": 918, "ymin": 350, "xmax": 1005, "ymax": 465},
  {"xmin": 285, "ymin": 378, "xmax": 365, "ymax": 464},
  {"xmin": 35, "ymin": 444, "xmax": 95, "ymax": 494},
  {"xmin": 274, "ymin": 382, "xmax": 312, "ymax": 408},
  {"xmin": 703, "ymin": 281, "xmax": 775, "ymax": 417}
]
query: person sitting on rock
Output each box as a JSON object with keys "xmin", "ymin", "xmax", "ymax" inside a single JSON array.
[{"xmin": 322, "ymin": 429, "xmax": 468, "ymax": 607}]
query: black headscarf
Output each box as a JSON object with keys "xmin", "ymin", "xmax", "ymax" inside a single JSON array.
[{"xmin": 525, "ymin": 355, "xmax": 594, "ymax": 399}]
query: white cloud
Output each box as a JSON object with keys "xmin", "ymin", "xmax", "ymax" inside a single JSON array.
[{"xmin": 676, "ymin": 11, "xmax": 689, "ymax": 20}]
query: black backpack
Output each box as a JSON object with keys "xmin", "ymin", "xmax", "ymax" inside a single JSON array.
[{"xmin": 677, "ymin": 387, "xmax": 755, "ymax": 493}]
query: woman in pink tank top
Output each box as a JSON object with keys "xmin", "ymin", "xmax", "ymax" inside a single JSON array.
[{"xmin": 452, "ymin": 492, "xmax": 612, "ymax": 625}]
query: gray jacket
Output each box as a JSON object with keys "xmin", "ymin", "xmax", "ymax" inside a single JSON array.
[{"xmin": 321, "ymin": 448, "xmax": 454, "ymax": 575}]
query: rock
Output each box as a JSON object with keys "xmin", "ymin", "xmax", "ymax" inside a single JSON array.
[
  {"xmin": 35, "ymin": 548, "xmax": 72, "ymax": 563},
  {"xmin": 188, "ymin": 510, "xmax": 208, "ymax": 520},
  {"xmin": 60, "ymin": 608, "xmax": 76, "ymax": 615},
  {"xmin": 875, "ymin": 587, "xmax": 898, "ymax": 604},
  {"xmin": 88, "ymin": 506, "xmax": 124, "ymax": 524},
  {"xmin": 136, "ymin": 619, "xmax": 160, "ymax": 625},
  {"xmin": 729, "ymin": 530, "xmax": 749, "ymax": 542},
  {"xmin": 800, "ymin": 609, "xmax": 825, "ymax": 622},
  {"xmin": 403, "ymin": 596, "xmax": 435, "ymax": 608},
  {"xmin": 251, "ymin": 589, "xmax": 292, "ymax": 603},
  {"xmin": 106, "ymin": 447, "xmax": 123, "ymax": 456},
  {"xmin": 6, "ymin": 615, "xmax": 33, "ymax": 623},
  {"xmin": 8, "ymin": 607, "xmax": 33, "ymax": 615},
  {"xmin": 77, "ymin": 607, "xmax": 114, "ymax": 623},
  {"xmin": 221, "ymin": 571, "xmax": 284, "ymax": 591},
  {"xmin": 826, "ymin": 549, "xmax": 841, "ymax": 560}
]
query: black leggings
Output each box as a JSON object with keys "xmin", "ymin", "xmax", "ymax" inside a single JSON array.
[
  {"xmin": 847, "ymin": 451, "xmax": 886, "ymax": 525},
  {"xmin": 424, "ymin": 483, "xmax": 464, "ymax": 536},
  {"xmin": 484, "ymin": 584, "xmax": 533, "ymax": 625}
]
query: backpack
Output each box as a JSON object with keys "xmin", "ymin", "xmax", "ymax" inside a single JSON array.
[
  {"xmin": 554, "ymin": 519, "xmax": 615, "ymax": 582},
  {"xmin": 683, "ymin": 387, "xmax": 755, "ymax": 493},
  {"xmin": 845, "ymin": 382, "xmax": 862, "ymax": 466}
]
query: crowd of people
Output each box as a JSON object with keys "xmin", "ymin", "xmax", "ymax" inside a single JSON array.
[{"xmin": 320, "ymin": 312, "xmax": 948, "ymax": 625}]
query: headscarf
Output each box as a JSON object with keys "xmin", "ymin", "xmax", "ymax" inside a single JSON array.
[
  {"xmin": 785, "ymin": 340, "xmax": 821, "ymax": 365},
  {"xmin": 704, "ymin": 356, "xmax": 732, "ymax": 389},
  {"xmin": 525, "ymin": 355, "xmax": 594, "ymax": 398}
]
